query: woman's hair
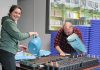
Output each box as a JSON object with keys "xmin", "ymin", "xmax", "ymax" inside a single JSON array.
[{"xmin": 8, "ymin": 5, "xmax": 22, "ymax": 16}]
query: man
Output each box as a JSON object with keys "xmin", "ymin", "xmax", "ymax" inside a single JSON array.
[{"xmin": 54, "ymin": 22, "xmax": 83, "ymax": 56}]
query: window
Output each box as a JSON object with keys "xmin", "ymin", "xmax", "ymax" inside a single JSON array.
[{"xmin": 46, "ymin": 0, "xmax": 100, "ymax": 33}]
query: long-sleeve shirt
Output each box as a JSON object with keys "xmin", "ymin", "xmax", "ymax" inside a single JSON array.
[
  {"xmin": 54, "ymin": 27, "xmax": 82, "ymax": 53},
  {"xmin": 0, "ymin": 16, "xmax": 30, "ymax": 54}
]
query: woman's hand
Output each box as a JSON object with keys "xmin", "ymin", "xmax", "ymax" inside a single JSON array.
[
  {"xmin": 19, "ymin": 45, "xmax": 27, "ymax": 52},
  {"xmin": 29, "ymin": 32, "xmax": 38, "ymax": 37}
]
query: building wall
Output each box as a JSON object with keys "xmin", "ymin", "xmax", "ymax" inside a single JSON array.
[
  {"xmin": 33, "ymin": 0, "xmax": 50, "ymax": 50},
  {"xmin": 18, "ymin": 0, "xmax": 50, "ymax": 50}
]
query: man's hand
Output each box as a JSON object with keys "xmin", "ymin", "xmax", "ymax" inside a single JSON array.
[
  {"xmin": 60, "ymin": 52, "xmax": 71, "ymax": 57},
  {"xmin": 60, "ymin": 52, "xmax": 66, "ymax": 56}
]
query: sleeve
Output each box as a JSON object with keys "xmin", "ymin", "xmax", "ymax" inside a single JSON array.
[
  {"xmin": 3, "ymin": 20, "xmax": 30, "ymax": 41},
  {"xmin": 54, "ymin": 28, "xmax": 63, "ymax": 47}
]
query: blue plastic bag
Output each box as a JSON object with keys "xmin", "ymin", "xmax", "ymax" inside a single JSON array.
[
  {"xmin": 67, "ymin": 33, "xmax": 87, "ymax": 54},
  {"xmin": 28, "ymin": 36, "xmax": 42, "ymax": 57}
]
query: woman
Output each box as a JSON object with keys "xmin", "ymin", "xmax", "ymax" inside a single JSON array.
[{"xmin": 0, "ymin": 5, "xmax": 38, "ymax": 70}]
